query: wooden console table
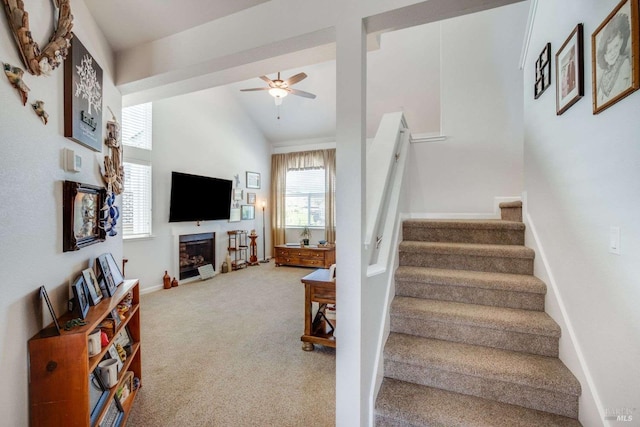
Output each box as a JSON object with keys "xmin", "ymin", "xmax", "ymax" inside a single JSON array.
[
  {"xmin": 275, "ymin": 245, "xmax": 335, "ymax": 268},
  {"xmin": 300, "ymin": 268, "xmax": 336, "ymax": 351}
]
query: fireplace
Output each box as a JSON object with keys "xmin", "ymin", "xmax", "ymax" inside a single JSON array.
[{"xmin": 179, "ymin": 232, "xmax": 215, "ymax": 280}]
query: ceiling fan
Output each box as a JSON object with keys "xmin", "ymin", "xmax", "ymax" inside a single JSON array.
[{"xmin": 240, "ymin": 72, "xmax": 317, "ymax": 106}]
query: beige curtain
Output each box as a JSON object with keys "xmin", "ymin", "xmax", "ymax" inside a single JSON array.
[
  {"xmin": 271, "ymin": 149, "xmax": 336, "ymax": 246},
  {"xmin": 271, "ymin": 154, "xmax": 288, "ymax": 246},
  {"xmin": 323, "ymin": 149, "xmax": 336, "ymax": 243}
]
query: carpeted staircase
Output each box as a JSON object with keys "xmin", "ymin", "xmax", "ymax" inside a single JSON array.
[{"xmin": 375, "ymin": 202, "xmax": 582, "ymax": 426}]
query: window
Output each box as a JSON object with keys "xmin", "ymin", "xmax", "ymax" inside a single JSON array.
[
  {"xmin": 122, "ymin": 103, "xmax": 153, "ymax": 238},
  {"xmin": 122, "ymin": 161, "xmax": 152, "ymax": 238},
  {"xmin": 122, "ymin": 103, "xmax": 152, "ymax": 150},
  {"xmin": 285, "ymin": 168, "xmax": 325, "ymax": 227}
]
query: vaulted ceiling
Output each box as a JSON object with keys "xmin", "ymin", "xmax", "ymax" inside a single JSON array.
[{"xmin": 84, "ymin": 0, "xmax": 520, "ymax": 143}]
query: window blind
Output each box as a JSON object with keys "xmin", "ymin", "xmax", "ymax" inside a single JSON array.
[
  {"xmin": 122, "ymin": 161, "xmax": 152, "ymax": 238},
  {"xmin": 122, "ymin": 103, "xmax": 152, "ymax": 150},
  {"xmin": 285, "ymin": 168, "xmax": 325, "ymax": 227}
]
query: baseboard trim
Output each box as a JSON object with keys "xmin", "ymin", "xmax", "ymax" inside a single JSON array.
[
  {"xmin": 140, "ymin": 283, "xmax": 163, "ymax": 295},
  {"xmin": 525, "ymin": 212, "xmax": 606, "ymax": 426}
]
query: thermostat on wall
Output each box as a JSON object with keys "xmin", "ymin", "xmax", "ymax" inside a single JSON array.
[{"xmin": 63, "ymin": 148, "xmax": 82, "ymax": 172}]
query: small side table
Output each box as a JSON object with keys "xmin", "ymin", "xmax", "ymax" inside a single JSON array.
[
  {"xmin": 300, "ymin": 268, "xmax": 336, "ymax": 351},
  {"xmin": 248, "ymin": 234, "xmax": 259, "ymax": 266}
]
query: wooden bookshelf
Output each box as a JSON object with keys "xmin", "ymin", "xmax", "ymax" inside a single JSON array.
[{"xmin": 28, "ymin": 279, "xmax": 142, "ymax": 427}]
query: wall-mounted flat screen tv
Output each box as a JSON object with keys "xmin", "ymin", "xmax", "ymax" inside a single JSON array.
[{"xmin": 169, "ymin": 172, "xmax": 232, "ymax": 222}]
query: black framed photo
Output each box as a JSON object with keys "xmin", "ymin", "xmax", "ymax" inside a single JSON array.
[
  {"xmin": 556, "ymin": 24, "xmax": 584, "ymax": 115},
  {"xmin": 82, "ymin": 267, "xmax": 103, "ymax": 306},
  {"xmin": 97, "ymin": 253, "xmax": 117, "ymax": 297},
  {"xmin": 241, "ymin": 205, "xmax": 255, "ymax": 220},
  {"xmin": 63, "ymin": 181, "xmax": 106, "ymax": 252},
  {"xmin": 246, "ymin": 171, "xmax": 260, "ymax": 189},
  {"xmin": 105, "ymin": 253, "xmax": 124, "ymax": 287},
  {"xmin": 72, "ymin": 274, "xmax": 90, "ymax": 320},
  {"xmin": 592, "ymin": 0, "xmax": 640, "ymax": 114},
  {"xmin": 534, "ymin": 42, "xmax": 552, "ymax": 99},
  {"xmin": 64, "ymin": 35, "xmax": 103, "ymax": 151},
  {"xmin": 39, "ymin": 286, "xmax": 61, "ymax": 337}
]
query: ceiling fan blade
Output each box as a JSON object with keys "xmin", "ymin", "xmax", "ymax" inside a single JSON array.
[
  {"xmin": 284, "ymin": 72, "xmax": 307, "ymax": 86},
  {"xmin": 289, "ymin": 88, "xmax": 316, "ymax": 99},
  {"xmin": 259, "ymin": 75, "xmax": 273, "ymax": 84},
  {"xmin": 240, "ymin": 87, "xmax": 271, "ymax": 92}
]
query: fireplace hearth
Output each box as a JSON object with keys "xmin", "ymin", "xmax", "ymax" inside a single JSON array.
[{"xmin": 179, "ymin": 232, "xmax": 215, "ymax": 280}]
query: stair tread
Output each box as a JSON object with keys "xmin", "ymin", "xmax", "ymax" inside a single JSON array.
[
  {"xmin": 404, "ymin": 219, "xmax": 524, "ymax": 230},
  {"xmin": 376, "ymin": 378, "xmax": 581, "ymax": 427},
  {"xmin": 395, "ymin": 266, "xmax": 546, "ymax": 294},
  {"xmin": 399, "ymin": 241, "xmax": 535, "ymax": 258},
  {"xmin": 391, "ymin": 296, "xmax": 559, "ymax": 337},
  {"xmin": 385, "ymin": 333, "xmax": 581, "ymax": 395}
]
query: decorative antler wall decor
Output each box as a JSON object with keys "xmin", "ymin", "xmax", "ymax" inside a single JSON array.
[{"xmin": 2, "ymin": 0, "xmax": 74, "ymax": 76}]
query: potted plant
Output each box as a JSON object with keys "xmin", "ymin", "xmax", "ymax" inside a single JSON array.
[{"xmin": 300, "ymin": 226, "xmax": 312, "ymax": 246}]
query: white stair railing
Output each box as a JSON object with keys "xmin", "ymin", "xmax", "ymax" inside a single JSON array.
[{"xmin": 361, "ymin": 112, "xmax": 411, "ymax": 426}]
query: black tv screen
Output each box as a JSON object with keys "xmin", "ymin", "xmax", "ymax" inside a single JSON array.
[{"xmin": 169, "ymin": 172, "xmax": 232, "ymax": 222}]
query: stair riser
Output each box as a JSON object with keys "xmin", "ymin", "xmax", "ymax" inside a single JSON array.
[
  {"xmin": 395, "ymin": 280, "xmax": 545, "ymax": 311},
  {"xmin": 374, "ymin": 416, "xmax": 411, "ymax": 427},
  {"xmin": 403, "ymin": 227, "xmax": 524, "ymax": 245},
  {"xmin": 384, "ymin": 360, "xmax": 579, "ymax": 418},
  {"xmin": 399, "ymin": 252, "xmax": 534, "ymax": 275},
  {"xmin": 501, "ymin": 207, "xmax": 522, "ymax": 222},
  {"xmin": 390, "ymin": 316, "xmax": 559, "ymax": 357}
]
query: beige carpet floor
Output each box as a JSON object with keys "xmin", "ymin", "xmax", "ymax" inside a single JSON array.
[{"xmin": 127, "ymin": 262, "xmax": 335, "ymax": 426}]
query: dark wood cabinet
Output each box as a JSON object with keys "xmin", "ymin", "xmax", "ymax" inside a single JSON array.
[{"xmin": 274, "ymin": 245, "xmax": 335, "ymax": 268}]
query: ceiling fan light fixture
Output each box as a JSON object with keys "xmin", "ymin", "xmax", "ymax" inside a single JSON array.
[{"xmin": 268, "ymin": 87, "xmax": 288, "ymax": 99}]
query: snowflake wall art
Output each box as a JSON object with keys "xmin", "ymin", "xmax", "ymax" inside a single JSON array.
[{"xmin": 64, "ymin": 36, "xmax": 103, "ymax": 151}]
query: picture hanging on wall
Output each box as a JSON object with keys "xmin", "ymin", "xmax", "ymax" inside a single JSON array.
[
  {"xmin": 63, "ymin": 180, "xmax": 106, "ymax": 252},
  {"xmin": 592, "ymin": 0, "xmax": 639, "ymax": 114},
  {"xmin": 534, "ymin": 43, "xmax": 552, "ymax": 99},
  {"xmin": 64, "ymin": 35, "xmax": 103, "ymax": 151},
  {"xmin": 556, "ymin": 24, "xmax": 584, "ymax": 115}
]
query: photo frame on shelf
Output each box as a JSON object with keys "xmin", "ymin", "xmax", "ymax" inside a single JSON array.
[
  {"xmin": 110, "ymin": 308, "xmax": 122, "ymax": 328},
  {"xmin": 246, "ymin": 171, "xmax": 260, "ymax": 189},
  {"xmin": 71, "ymin": 274, "xmax": 90, "ymax": 320},
  {"xmin": 99, "ymin": 396, "xmax": 124, "ymax": 427},
  {"xmin": 114, "ymin": 327, "xmax": 133, "ymax": 349},
  {"xmin": 63, "ymin": 181, "xmax": 107, "ymax": 252},
  {"xmin": 89, "ymin": 371, "xmax": 110, "ymax": 426},
  {"xmin": 39, "ymin": 286, "xmax": 61, "ymax": 337},
  {"xmin": 116, "ymin": 371, "xmax": 134, "ymax": 405},
  {"xmin": 534, "ymin": 42, "xmax": 552, "ymax": 99},
  {"xmin": 82, "ymin": 267, "xmax": 103, "ymax": 306},
  {"xmin": 97, "ymin": 253, "xmax": 117, "ymax": 297},
  {"xmin": 106, "ymin": 344, "xmax": 124, "ymax": 372},
  {"xmin": 105, "ymin": 253, "xmax": 124, "ymax": 287},
  {"xmin": 247, "ymin": 192, "xmax": 256, "ymax": 204},
  {"xmin": 241, "ymin": 205, "xmax": 255, "ymax": 220},
  {"xmin": 64, "ymin": 35, "xmax": 103, "ymax": 151},
  {"xmin": 556, "ymin": 24, "xmax": 584, "ymax": 115},
  {"xmin": 592, "ymin": 0, "xmax": 639, "ymax": 114}
]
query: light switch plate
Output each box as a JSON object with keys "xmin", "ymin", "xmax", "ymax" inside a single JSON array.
[{"xmin": 609, "ymin": 226, "xmax": 620, "ymax": 255}]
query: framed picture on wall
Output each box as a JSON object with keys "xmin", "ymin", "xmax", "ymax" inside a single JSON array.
[
  {"xmin": 241, "ymin": 205, "xmax": 255, "ymax": 220},
  {"xmin": 63, "ymin": 181, "xmax": 106, "ymax": 252},
  {"xmin": 592, "ymin": 0, "xmax": 639, "ymax": 114},
  {"xmin": 534, "ymin": 42, "xmax": 551, "ymax": 99},
  {"xmin": 246, "ymin": 171, "xmax": 260, "ymax": 189},
  {"xmin": 64, "ymin": 36, "xmax": 103, "ymax": 151},
  {"xmin": 247, "ymin": 192, "xmax": 256, "ymax": 204},
  {"xmin": 556, "ymin": 24, "xmax": 584, "ymax": 115}
]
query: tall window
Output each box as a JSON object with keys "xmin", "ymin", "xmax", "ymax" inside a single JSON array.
[
  {"xmin": 122, "ymin": 103, "xmax": 153, "ymax": 238},
  {"xmin": 285, "ymin": 168, "xmax": 325, "ymax": 227}
]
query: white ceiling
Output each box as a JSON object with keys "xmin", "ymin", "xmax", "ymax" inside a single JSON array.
[{"xmin": 85, "ymin": 1, "xmax": 442, "ymax": 143}]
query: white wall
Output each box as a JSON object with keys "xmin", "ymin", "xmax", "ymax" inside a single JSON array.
[
  {"xmin": 0, "ymin": 2, "xmax": 121, "ymax": 425},
  {"xmin": 123, "ymin": 87, "xmax": 271, "ymax": 290},
  {"xmin": 407, "ymin": 2, "xmax": 528, "ymax": 214},
  {"xmin": 524, "ymin": 1, "xmax": 640, "ymax": 425}
]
